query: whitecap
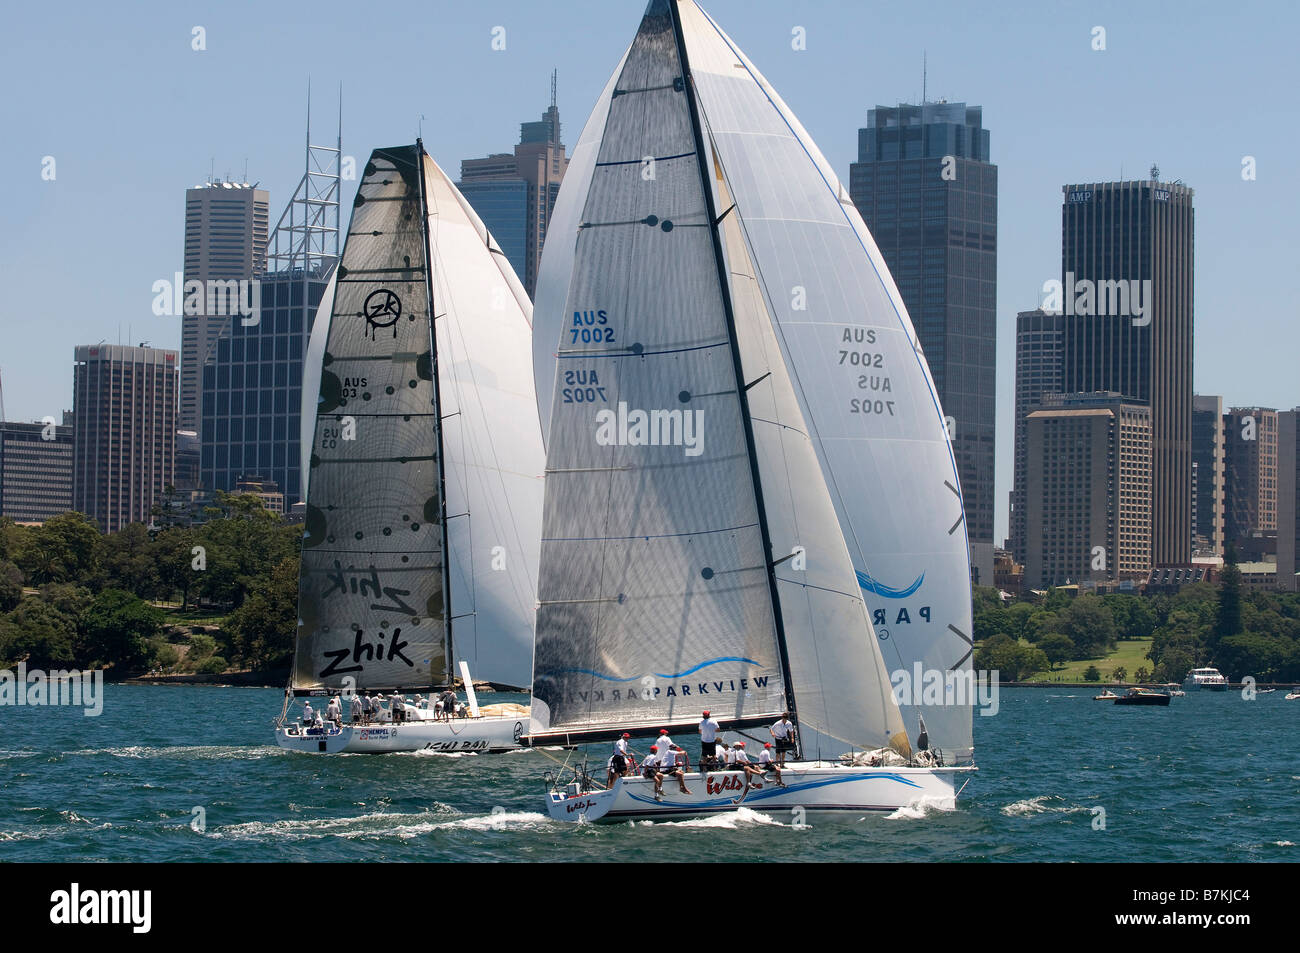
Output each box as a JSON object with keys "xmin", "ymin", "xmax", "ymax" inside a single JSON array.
[
  {"xmin": 886, "ymin": 794, "xmax": 956, "ymax": 820},
  {"xmin": 1000, "ymin": 795, "xmax": 1089, "ymax": 817}
]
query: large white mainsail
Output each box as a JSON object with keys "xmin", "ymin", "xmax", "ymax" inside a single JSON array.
[
  {"xmin": 534, "ymin": 0, "xmax": 973, "ymax": 760},
  {"xmin": 293, "ymin": 143, "xmax": 543, "ymax": 695},
  {"xmin": 530, "ymin": 1, "xmax": 789, "ymax": 740}
]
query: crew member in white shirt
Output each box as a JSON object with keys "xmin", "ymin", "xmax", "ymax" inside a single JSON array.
[
  {"xmin": 757, "ymin": 742, "xmax": 786, "ymax": 787},
  {"xmin": 698, "ymin": 710, "xmax": 720, "ymax": 766},
  {"xmin": 349, "ymin": 693, "xmax": 363, "ymax": 724},
  {"xmin": 659, "ymin": 744, "xmax": 693, "ymax": 796},
  {"xmin": 641, "ymin": 746, "xmax": 665, "ymax": 799},
  {"xmin": 301, "ymin": 701, "xmax": 316, "ymax": 729},
  {"xmin": 770, "ymin": 712, "xmax": 795, "ymax": 766}
]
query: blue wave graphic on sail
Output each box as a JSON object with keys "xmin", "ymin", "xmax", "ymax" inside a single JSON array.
[
  {"xmin": 856, "ymin": 570, "xmax": 924, "ymax": 599},
  {"xmin": 558, "ymin": 657, "xmax": 759, "ymax": 683}
]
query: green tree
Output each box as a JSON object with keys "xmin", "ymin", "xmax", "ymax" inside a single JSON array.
[
  {"xmin": 151, "ymin": 526, "xmax": 198, "ymax": 609},
  {"xmin": 0, "ymin": 559, "xmax": 23, "ymax": 612},
  {"xmin": 1082, "ymin": 664, "xmax": 1101, "ymax": 682},
  {"xmin": 96, "ymin": 522, "xmax": 160, "ymax": 598},
  {"xmin": 2, "ymin": 600, "xmax": 79, "ymax": 667},
  {"xmin": 14, "ymin": 512, "xmax": 100, "ymax": 585},
  {"xmin": 1038, "ymin": 632, "xmax": 1076, "ymax": 669},
  {"xmin": 1112, "ymin": 666, "xmax": 1127, "ymax": 683},
  {"xmin": 974, "ymin": 633, "xmax": 1049, "ymax": 681},
  {"xmin": 225, "ymin": 556, "xmax": 299, "ymax": 671},
  {"xmin": 1134, "ymin": 666, "xmax": 1150, "ymax": 683},
  {"xmin": 80, "ymin": 589, "xmax": 163, "ymax": 671},
  {"xmin": 1063, "ymin": 596, "xmax": 1118, "ymax": 657},
  {"xmin": 1214, "ymin": 544, "xmax": 1242, "ymax": 648}
]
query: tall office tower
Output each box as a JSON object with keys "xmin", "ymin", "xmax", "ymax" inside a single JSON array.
[
  {"xmin": 849, "ymin": 101, "xmax": 997, "ymax": 583},
  {"xmin": 1009, "ymin": 309, "xmax": 1064, "ymax": 562},
  {"xmin": 1191, "ymin": 395, "xmax": 1226, "ymax": 555},
  {"xmin": 200, "ymin": 113, "xmax": 340, "ymax": 507},
  {"xmin": 0, "ymin": 419, "xmax": 73, "ymax": 523},
  {"xmin": 1060, "ymin": 175, "xmax": 1194, "ymax": 566},
  {"xmin": 180, "ymin": 180, "xmax": 270, "ymax": 433},
  {"xmin": 1024, "ymin": 393, "xmax": 1151, "ymax": 589},
  {"xmin": 1277, "ymin": 410, "xmax": 1300, "ymax": 591},
  {"xmin": 458, "ymin": 74, "xmax": 568, "ymax": 297},
  {"xmin": 1222, "ymin": 406, "xmax": 1278, "ymax": 547},
  {"xmin": 72, "ymin": 345, "xmax": 178, "ymax": 533}
]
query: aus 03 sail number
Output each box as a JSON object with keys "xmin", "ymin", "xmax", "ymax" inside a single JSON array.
[{"xmin": 838, "ymin": 328, "xmax": 894, "ymax": 415}]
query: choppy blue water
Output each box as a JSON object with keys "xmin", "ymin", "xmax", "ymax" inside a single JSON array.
[{"xmin": 1, "ymin": 685, "xmax": 1295, "ymax": 862}]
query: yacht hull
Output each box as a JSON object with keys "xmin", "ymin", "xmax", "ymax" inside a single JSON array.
[
  {"xmin": 275, "ymin": 715, "xmax": 526, "ymax": 754},
  {"xmin": 546, "ymin": 762, "xmax": 974, "ymax": 823}
]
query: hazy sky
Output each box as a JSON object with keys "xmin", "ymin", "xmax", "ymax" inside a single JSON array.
[{"xmin": 1, "ymin": 0, "xmax": 1296, "ymax": 543}]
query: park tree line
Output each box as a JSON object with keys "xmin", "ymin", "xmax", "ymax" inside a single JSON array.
[
  {"xmin": 0, "ymin": 493, "xmax": 301, "ymax": 676},
  {"xmin": 972, "ymin": 558, "xmax": 1300, "ymax": 683}
]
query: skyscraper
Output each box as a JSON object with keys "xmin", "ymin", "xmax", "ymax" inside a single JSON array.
[
  {"xmin": 1024, "ymin": 393, "xmax": 1151, "ymax": 589},
  {"xmin": 0, "ymin": 417, "xmax": 73, "ymax": 523},
  {"xmin": 180, "ymin": 180, "xmax": 270, "ymax": 433},
  {"xmin": 1191, "ymin": 394, "xmax": 1225, "ymax": 555},
  {"xmin": 459, "ymin": 76, "xmax": 568, "ymax": 297},
  {"xmin": 849, "ymin": 100, "xmax": 997, "ymax": 583},
  {"xmin": 1223, "ymin": 406, "xmax": 1278, "ymax": 547},
  {"xmin": 1009, "ymin": 309, "xmax": 1064, "ymax": 562},
  {"xmin": 1060, "ymin": 176, "xmax": 1194, "ymax": 566},
  {"xmin": 1277, "ymin": 409, "xmax": 1300, "ymax": 591},
  {"xmin": 72, "ymin": 345, "xmax": 177, "ymax": 533},
  {"xmin": 199, "ymin": 118, "xmax": 340, "ymax": 507}
]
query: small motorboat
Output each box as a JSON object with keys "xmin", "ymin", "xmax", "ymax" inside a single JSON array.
[
  {"xmin": 1114, "ymin": 687, "xmax": 1171, "ymax": 706},
  {"xmin": 1093, "ymin": 690, "xmax": 1119, "ymax": 700},
  {"xmin": 1285, "ymin": 689, "xmax": 1300, "ymax": 700},
  {"xmin": 1257, "ymin": 688, "xmax": 1276, "ymax": 695}
]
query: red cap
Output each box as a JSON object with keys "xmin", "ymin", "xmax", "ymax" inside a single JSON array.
[
  {"xmin": 649, "ymin": 745, "xmax": 658, "ymax": 752},
  {"xmin": 764, "ymin": 743, "xmax": 772, "ymax": 748},
  {"xmin": 702, "ymin": 710, "xmax": 710, "ymax": 716},
  {"xmin": 621, "ymin": 733, "xmax": 629, "ymax": 738},
  {"xmin": 736, "ymin": 741, "xmax": 745, "ymax": 746},
  {"xmin": 659, "ymin": 729, "xmax": 668, "ymax": 734}
]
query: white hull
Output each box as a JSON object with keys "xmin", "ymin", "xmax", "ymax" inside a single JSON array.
[
  {"xmin": 546, "ymin": 762, "xmax": 974, "ymax": 823},
  {"xmin": 275, "ymin": 715, "xmax": 526, "ymax": 754}
]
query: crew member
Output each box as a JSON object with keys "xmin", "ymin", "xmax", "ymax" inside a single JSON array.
[
  {"xmin": 659, "ymin": 744, "xmax": 693, "ymax": 796},
  {"xmin": 642, "ymin": 746, "xmax": 665, "ymax": 800},
  {"xmin": 757, "ymin": 742, "xmax": 786, "ymax": 787},
  {"xmin": 698, "ymin": 710, "xmax": 720, "ymax": 766},
  {"xmin": 771, "ymin": 712, "xmax": 795, "ymax": 766}
]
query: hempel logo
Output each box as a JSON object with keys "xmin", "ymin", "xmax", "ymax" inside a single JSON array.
[{"xmin": 50, "ymin": 884, "xmax": 151, "ymax": 933}]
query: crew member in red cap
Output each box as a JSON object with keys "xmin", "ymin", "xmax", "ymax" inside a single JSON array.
[
  {"xmin": 607, "ymin": 732, "xmax": 633, "ymax": 787},
  {"xmin": 641, "ymin": 746, "xmax": 665, "ymax": 799},
  {"xmin": 757, "ymin": 742, "xmax": 786, "ymax": 787},
  {"xmin": 698, "ymin": 709, "xmax": 721, "ymax": 770}
]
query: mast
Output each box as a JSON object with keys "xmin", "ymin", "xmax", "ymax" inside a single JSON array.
[
  {"xmin": 669, "ymin": 1, "xmax": 800, "ymax": 746},
  {"xmin": 415, "ymin": 139, "xmax": 455, "ymax": 685}
]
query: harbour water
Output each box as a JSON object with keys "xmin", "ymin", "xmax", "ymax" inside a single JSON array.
[{"xmin": 1, "ymin": 685, "xmax": 1295, "ymax": 862}]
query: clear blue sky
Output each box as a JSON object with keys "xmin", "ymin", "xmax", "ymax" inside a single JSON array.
[{"xmin": 1, "ymin": 0, "xmax": 1296, "ymax": 543}]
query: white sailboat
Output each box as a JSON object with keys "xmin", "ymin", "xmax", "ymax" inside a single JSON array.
[
  {"xmin": 528, "ymin": 0, "xmax": 974, "ymax": 820},
  {"xmin": 276, "ymin": 141, "xmax": 544, "ymax": 754}
]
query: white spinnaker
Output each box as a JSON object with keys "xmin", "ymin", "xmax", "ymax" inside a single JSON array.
[
  {"xmin": 680, "ymin": 0, "xmax": 974, "ymax": 758},
  {"xmin": 299, "ymin": 272, "xmax": 335, "ymax": 501},
  {"xmin": 532, "ymin": 48, "xmax": 630, "ymax": 448},
  {"xmin": 423, "ymin": 155, "xmax": 545, "ymax": 690}
]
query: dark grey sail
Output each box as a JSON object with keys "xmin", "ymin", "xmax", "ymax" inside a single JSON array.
[{"xmin": 292, "ymin": 144, "xmax": 449, "ymax": 693}]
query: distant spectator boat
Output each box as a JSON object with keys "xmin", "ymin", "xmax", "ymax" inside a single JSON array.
[
  {"xmin": 1183, "ymin": 667, "xmax": 1228, "ymax": 692},
  {"xmin": 1093, "ymin": 690, "xmax": 1119, "ymax": 700},
  {"xmin": 1114, "ymin": 687, "xmax": 1171, "ymax": 706}
]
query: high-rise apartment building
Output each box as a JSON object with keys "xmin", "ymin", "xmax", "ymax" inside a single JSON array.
[
  {"xmin": 1191, "ymin": 394, "xmax": 1225, "ymax": 555},
  {"xmin": 1060, "ymin": 176, "xmax": 1194, "ymax": 566},
  {"xmin": 180, "ymin": 180, "xmax": 270, "ymax": 432},
  {"xmin": 1024, "ymin": 393, "xmax": 1151, "ymax": 589},
  {"xmin": 72, "ymin": 345, "xmax": 177, "ymax": 533},
  {"xmin": 1009, "ymin": 309, "xmax": 1064, "ymax": 562},
  {"xmin": 459, "ymin": 79, "xmax": 568, "ymax": 297},
  {"xmin": 1223, "ymin": 406, "xmax": 1278, "ymax": 547},
  {"xmin": 849, "ymin": 100, "xmax": 996, "ymax": 583}
]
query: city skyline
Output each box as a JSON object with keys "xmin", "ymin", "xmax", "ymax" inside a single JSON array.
[{"xmin": 1, "ymin": 0, "xmax": 1296, "ymax": 545}]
